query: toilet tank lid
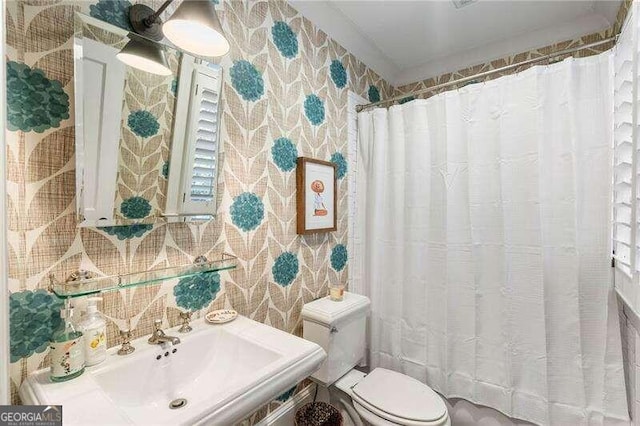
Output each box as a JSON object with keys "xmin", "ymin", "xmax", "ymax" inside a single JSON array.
[{"xmin": 301, "ymin": 292, "xmax": 370, "ymax": 326}]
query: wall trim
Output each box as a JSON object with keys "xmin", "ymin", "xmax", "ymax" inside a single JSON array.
[
  {"xmin": 0, "ymin": 0, "xmax": 10, "ymax": 404},
  {"xmin": 255, "ymin": 384, "xmax": 317, "ymax": 426}
]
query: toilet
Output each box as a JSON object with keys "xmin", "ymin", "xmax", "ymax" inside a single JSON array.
[{"xmin": 302, "ymin": 292, "xmax": 451, "ymax": 426}]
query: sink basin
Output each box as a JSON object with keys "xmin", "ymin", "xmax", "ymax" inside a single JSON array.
[{"xmin": 20, "ymin": 315, "xmax": 326, "ymax": 425}]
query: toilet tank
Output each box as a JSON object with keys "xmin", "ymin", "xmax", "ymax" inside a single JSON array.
[{"xmin": 302, "ymin": 292, "xmax": 370, "ymax": 385}]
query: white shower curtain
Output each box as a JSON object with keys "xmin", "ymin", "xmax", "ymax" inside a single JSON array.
[{"xmin": 356, "ymin": 53, "xmax": 629, "ymax": 425}]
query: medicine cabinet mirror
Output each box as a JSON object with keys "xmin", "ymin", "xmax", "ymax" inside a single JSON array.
[{"xmin": 73, "ymin": 12, "xmax": 223, "ymax": 227}]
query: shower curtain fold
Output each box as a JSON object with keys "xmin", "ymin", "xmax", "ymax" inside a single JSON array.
[{"xmin": 356, "ymin": 53, "xmax": 630, "ymax": 426}]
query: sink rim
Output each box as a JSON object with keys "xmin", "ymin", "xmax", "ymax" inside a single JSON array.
[
  {"xmin": 19, "ymin": 315, "xmax": 326, "ymax": 426},
  {"xmin": 91, "ymin": 326, "xmax": 285, "ymax": 410}
]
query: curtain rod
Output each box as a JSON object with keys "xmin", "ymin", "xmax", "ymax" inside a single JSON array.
[{"xmin": 356, "ymin": 36, "xmax": 617, "ymax": 113}]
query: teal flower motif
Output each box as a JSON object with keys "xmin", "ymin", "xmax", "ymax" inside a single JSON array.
[
  {"xmin": 276, "ymin": 386, "xmax": 297, "ymax": 402},
  {"xmin": 272, "ymin": 21, "xmax": 298, "ymax": 59},
  {"xmin": 272, "ymin": 252, "xmax": 299, "ymax": 287},
  {"xmin": 272, "ymin": 137, "xmax": 298, "ymax": 172},
  {"xmin": 89, "ymin": 0, "xmax": 133, "ymax": 31},
  {"xmin": 10, "ymin": 290, "xmax": 63, "ymax": 362},
  {"xmin": 120, "ymin": 196, "xmax": 152, "ymax": 219},
  {"xmin": 231, "ymin": 192, "xmax": 264, "ymax": 232},
  {"xmin": 100, "ymin": 224, "xmax": 153, "ymax": 240},
  {"xmin": 171, "ymin": 78, "xmax": 178, "ymax": 96},
  {"xmin": 174, "ymin": 272, "xmax": 220, "ymax": 311},
  {"xmin": 331, "ymin": 152, "xmax": 347, "ymax": 179},
  {"xmin": 330, "ymin": 244, "xmax": 348, "ymax": 271},
  {"xmin": 399, "ymin": 95, "xmax": 415, "ymax": 104},
  {"xmin": 128, "ymin": 110, "xmax": 159, "ymax": 138},
  {"xmin": 368, "ymin": 85, "xmax": 380, "ymax": 103},
  {"xmin": 162, "ymin": 161, "xmax": 170, "ymax": 179},
  {"xmin": 304, "ymin": 94, "xmax": 325, "ymax": 126},
  {"xmin": 210, "ymin": 0, "xmax": 219, "ymax": 5},
  {"xmin": 330, "ymin": 60, "xmax": 347, "ymax": 89},
  {"xmin": 230, "ymin": 60, "xmax": 264, "ymax": 102},
  {"xmin": 6, "ymin": 61, "xmax": 69, "ymax": 133}
]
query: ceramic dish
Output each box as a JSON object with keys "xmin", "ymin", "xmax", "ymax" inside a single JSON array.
[{"xmin": 206, "ymin": 309, "xmax": 238, "ymax": 324}]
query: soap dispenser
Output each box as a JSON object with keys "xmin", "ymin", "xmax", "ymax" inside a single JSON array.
[
  {"xmin": 78, "ymin": 297, "xmax": 107, "ymax": 366},
  {"xmin": 50, "ymin": 304, "xmax": 85, "ymax": 382}
]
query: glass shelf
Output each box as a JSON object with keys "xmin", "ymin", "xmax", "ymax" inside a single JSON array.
[{"xmin": 49, "ymin": 253, "xmax": 237, "ymax": 299}]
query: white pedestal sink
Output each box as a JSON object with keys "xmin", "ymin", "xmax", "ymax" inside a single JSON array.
[{"xmin": 20, "ymin": 315, "xmax": 326, "ymax": 425}]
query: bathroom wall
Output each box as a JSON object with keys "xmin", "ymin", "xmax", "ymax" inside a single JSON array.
[
  {"xmin": 393, "ymin": 0, "xmax": 632, "ymax": 102},
  {"xmin": 4, "ymin": 0, "xmax": 393, "ymax": 412}
]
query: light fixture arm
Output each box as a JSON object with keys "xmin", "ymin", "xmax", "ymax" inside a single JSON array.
[
  {"xmin": 142, "ymin": 0, "xmax": 175, "ymax": 28},
  {"xmin": 128, "ymin": 2, "xmax": 173, "ymax": 42}
]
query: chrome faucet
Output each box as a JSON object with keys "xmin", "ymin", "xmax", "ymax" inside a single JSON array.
[{"xmin": 148, "ymin": 319, "xmax": 181, "ymax": 345}]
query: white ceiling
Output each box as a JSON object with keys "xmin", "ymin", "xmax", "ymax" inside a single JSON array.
[{"xmin": 289, "ymin": 0, "xmax": 622, "ymax": 86}]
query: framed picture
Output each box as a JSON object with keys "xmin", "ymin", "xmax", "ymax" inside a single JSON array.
[{"xmin": 296, "ymin": 157, "xmax": 337, "ymax": 234}]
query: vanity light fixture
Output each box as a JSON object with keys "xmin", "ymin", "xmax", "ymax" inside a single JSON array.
[
  {"xmin": 163, "ymin": 1, "xmax": 230, "ymax": 57},
  {"xmin": 128, "ymin": 0, "xmax": 230, "ymax": 57},
  {"xmin": 116, "ymin": 36, "xmax": 172, "ymax": 76}
]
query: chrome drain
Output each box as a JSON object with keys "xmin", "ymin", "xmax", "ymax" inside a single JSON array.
[{"xmin": 169, "ymin": 398, "xmax": 187, "ymax": 409}]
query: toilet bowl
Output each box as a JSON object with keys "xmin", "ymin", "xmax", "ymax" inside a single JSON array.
[
  {"xmin": 302, "ymin": 292, "xmax": 450, "ymax": 426},
  {"xmin": 329, "ymin": 368, "xmax": 450, "ymax": 426}
]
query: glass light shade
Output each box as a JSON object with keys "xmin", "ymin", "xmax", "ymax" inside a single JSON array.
[
  {"xmin": 163, "ymin": 1, "xmax": 230, "ymax": 57},
  {"xmin": 116, "ymin": 38, "xmax": 172, "ymax": 76}
]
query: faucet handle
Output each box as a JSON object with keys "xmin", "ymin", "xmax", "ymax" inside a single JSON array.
[
  {"xmin": 178, "ymin": 311, "xmax": 192, "ymax": 333},
  {"xmin": 153, "ymin": 319, "xmax": 163, "ymax": 331},
  {"xmin": 117, "ymin": 329, "xmax": 135, "ymax": 356}
]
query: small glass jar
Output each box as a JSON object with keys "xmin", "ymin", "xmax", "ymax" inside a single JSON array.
[{"xmin": 329, "ymin": 284, "xmax": 345, "ymax": 301}]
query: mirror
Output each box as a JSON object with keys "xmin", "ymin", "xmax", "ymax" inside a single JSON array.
[{"xmin": 73, "ymin": 12, "xmax": 222, "ymax": 227}]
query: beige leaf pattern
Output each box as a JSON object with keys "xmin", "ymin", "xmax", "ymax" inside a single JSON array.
[
  {"xmin": 33, "ymin": 49, "xmax": 73, "ymax": 86},
  {"xmin": 25, "ymin": 5, "xmax": 75, "ymax": 52},
  {"xmin": 25, "ymin": 126, "xmax": 74, "ymax": 182},
  {"xmin": 25, "ymin": 170, "xmax": 75, "ymax": 229},
  {"xmin": 27, "ymin": 213, "xmax": 76, "ymax": 276}
]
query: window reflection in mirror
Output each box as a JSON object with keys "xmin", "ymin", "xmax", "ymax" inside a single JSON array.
[
  {"xmin": 165, "ymin": 59, "xmax": 221, "ymax": 221},
  {"xmin": 73, "ymin": 13, "xmax": 222, "ymax": 227}
]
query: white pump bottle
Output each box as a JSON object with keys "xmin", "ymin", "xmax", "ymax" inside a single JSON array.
[{"xmin": 78, "ymin": 297, "xmax": 107, "ymax": 366}]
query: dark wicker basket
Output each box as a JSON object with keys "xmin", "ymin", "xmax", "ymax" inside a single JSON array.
[{"xmin": 294, "ymin": 401, "xmax": 343, "ymax": 426}]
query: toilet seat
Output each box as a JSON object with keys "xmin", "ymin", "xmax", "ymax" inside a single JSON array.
[
  {"xmin": 350, "ymin": 368, "xmax": 448, "ymax": 426},
  {"xmin": 352, "ymin": 400, "xmax": 449, "ymax": 426}
]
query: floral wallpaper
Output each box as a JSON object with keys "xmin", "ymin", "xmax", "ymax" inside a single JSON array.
[
  {"xmin": 9, "ymin": 290, "xmax": 63, "ymax": 362},
  {"xmin": 271, "ymin": 137, "xmax": 297, "ymax": 172},
  {"xmin": 6, "ymin": 61, "xmax": 69, "ymax": 133},
  {"xmin": 90, "ymin": 0, "xmax": 134, "ymax": 31},
  {"xmin": 127, "ymin": 109, "xmax": 160, "ymax": 138},
  {"xmin": 367, "ymin": 84, "xmax": 380, "ymax": 103},
  {"xmin": 330, "ymin": 152, "xmax": 347, "ymax": 180},
  {"xmin": 174, "ymin": 272, "xmax": 221, "ymax": 311},
  {"xmin": 113, "ymin": 66, "xmax": 175, "ymax": 223},
  {"xmin": 4, "ymin": 0, "xmax": 393, "ymax": 418}
]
